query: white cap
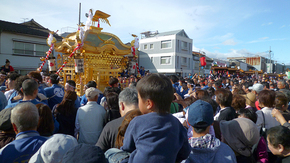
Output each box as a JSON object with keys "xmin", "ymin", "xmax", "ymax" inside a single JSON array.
[
  {"xmin": 85, "ymin": 87, "xmax": 102, "ymax": 98},
  {"xmin": 249, "ymin": 83, "xmax": 263, "ymax": 93},
  {"xmin": 29, "ymin": 134, "xmax": 78, "ymax": 163}
]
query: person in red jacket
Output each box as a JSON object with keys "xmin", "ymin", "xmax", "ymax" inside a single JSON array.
[{"xmin": 1, "ymin": 59, "xmax": 14, "ymax": 73}]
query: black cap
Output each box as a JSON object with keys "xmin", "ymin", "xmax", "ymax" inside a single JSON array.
[
  {"xmin": 62, "ymin": 144, "xmax": 107, "ymax": 163},
  {"xmin": 0, "ymin": 107, "xmax": 13, "ymax": 131}
]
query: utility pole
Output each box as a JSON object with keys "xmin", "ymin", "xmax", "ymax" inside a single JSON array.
[
  {"xmin": 78, "ymin": 3, "xmax": 81, "ymax": 25},
  {"xmin": 269, "ymin": 46, "xmax": 272, "ymax": 73}
]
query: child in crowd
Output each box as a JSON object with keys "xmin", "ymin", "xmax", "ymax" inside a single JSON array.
[
  {"xmin": 185, "ymin": 100, "xmax": 236, "ymax": 163},
  {"xmin": 120, "ymin": 74, "xmax": 191, "ymax": 163}
]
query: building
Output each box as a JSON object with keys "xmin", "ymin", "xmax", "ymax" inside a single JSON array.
[
  {"xmin": 0, "ymin": 19, "xmax": 62, "ymax": 74},
  {"xmin": 139, "ymin": 29, "xmax": 193, "ymax": 77},
  {"xmin": 227, "ymin": 56, "xmax": 286, "ymax": 74}
]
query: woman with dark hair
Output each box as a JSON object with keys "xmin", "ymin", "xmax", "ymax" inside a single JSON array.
[
  {"xmin": 52, "ymin": 90, "xmax": 77, "ymax": 136},
  {"xmin": 36, "ymin": 104, "xmax": 54, "ymax": 137},
  {"xmin": 106, "ymin": 92, "xmax": 121, "ymax": 122},
  {"xmin": 193, "ymin": 89, "xmax": 209, "ymax": 100},
  {"xmin": 256, "ymin": 90, "xmax": 280, "ymax": 163},
  {"xmin": 214, "ymin": 88, "xmax": 236, "ymax": 121},
  {"xmin": 7, "ymin": 75, "xmax": 30, "ymax": 105},
  {"xmin": 206, "ymin": 87, "xmax": 215, "ymax": 99},
  {"xmin": 0, "ymin": 59, "xmax": 14, "ymax": 73},
  {"xmin": 28, "ymin": 71, "xmax": 48, "ymax": 104},
  {"xmin": 231, "ymin": 94, "xmax": 246, "ymax": 112}
]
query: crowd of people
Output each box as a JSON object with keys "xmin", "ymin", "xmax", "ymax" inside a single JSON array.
[{"xmin": 0, "ymin": 68, "xmax": 289, "ymax": 163}]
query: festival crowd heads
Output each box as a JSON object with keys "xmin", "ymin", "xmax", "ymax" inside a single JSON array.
[{"xmin": 0, "ymin": 70, "xmax": 290, "ymax": 163}]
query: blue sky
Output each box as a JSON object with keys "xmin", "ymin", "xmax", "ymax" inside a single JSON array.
[{"xmin": 1, "ymin": 0, "xmax": 289, "ymax": 64}]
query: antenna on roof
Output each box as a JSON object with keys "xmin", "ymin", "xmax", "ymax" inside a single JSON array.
[{"xmin": 21, "ymin": 18, "xmax": 29, "ymax": 23}]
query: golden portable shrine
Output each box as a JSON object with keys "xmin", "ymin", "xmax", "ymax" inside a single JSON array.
[{"xmin": 40, "ymin": 10, "xmax": 139, "ymax": 95}]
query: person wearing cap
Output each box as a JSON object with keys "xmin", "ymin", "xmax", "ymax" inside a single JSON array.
[
  {"xmin": 249, "ymin": 83, "xmax": 264, "ymax": 95},
  {"xmin": 96, "ymin": 87, "xmax": 138, "ymax": 152},
  {"xmin": 248, "ymin": 83, "xmax": 264, "ymax": 110},
  {"xmin": 220, "ymin": 117, "xmax": 260, "ymax": 163},
  {"xmin": 0, "ymin": 107, "xmax": 15, "ymax": 148},
  {"xmin": 0, "ymin": 102, "xmax": 47, "ymax": 162},
  {"xmin": 75, "ymin": 87, "xmax": 106, "ymax": 144},
  {"xmin": 65, "ymin": 80, "xmax": 81, "ymax": 109},
  {"xmin": 29, "ymin": 134, "xmax": 78, "ymax": 163},
  {"xmin": 44, "ymin": 74, "xmax": 65, "ymax": 109},
  {"xmin": 185, "ymin": 100, "xmax": 236, "ymax": 163}
]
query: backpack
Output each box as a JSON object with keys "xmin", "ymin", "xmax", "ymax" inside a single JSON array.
[
  {"xmin": 260, "ymin": 111, "xmax": 267, "ymax": 140},
  {"xmin": 250, "ymin": 111, "xmax": 267, "ymax": 163}
]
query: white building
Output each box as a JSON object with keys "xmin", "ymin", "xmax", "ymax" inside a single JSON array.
[{"xmin": 139, "ymin": 29, "xmax": 193, "ymax": 77}]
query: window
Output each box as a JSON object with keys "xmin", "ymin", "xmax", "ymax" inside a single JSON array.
[
  {"xmin": 181, "ymin": 41, "xmax": 187, "ymax": 51},
  {"xmin": 181, "ymin": 57, "xmax": 187, "ymax": 66},
  {"xmin": 13, "ymin": 41, "xmax": 47, "ymax": 56},
  {"xmin": 161, "ymin": 56, "xmax": 171, "ymax": 65},
  {"xmin": 144, "ymin": 44, "xmax": 148, "ymax": 50},
  {"xmin": 177, "ymin": 56, "xmax": 179, "ymax": 67},
  {"xmin": 161, "ymin": 40, "xmax": 171, "ymax": 49},
  {"xmin": 150, "ymin": 57, "xmax": 153, "ymax": 63},
  {"xmin": 150, "ymin": 44, "xmax": 154, "ymax": 49}
]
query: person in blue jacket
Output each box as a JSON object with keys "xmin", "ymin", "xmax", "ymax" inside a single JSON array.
[
  {"xmin": 106, "ymin": 74, "xmax": 190, "ymax": 163},
  {"xmin": 0, "ymin": 102, "xmax": 47, "ymax": 162},
  {"xmin": 44, "ymin": 74, "xmax": 64, "ymax": 109},
  {"xmin": 5, "ymin": 79, "xmax": 46, "ymax": 109},
  {"xmin": 28, "ymin": 71, "xmax": 48, "ymax": 104},
  {"xmin": 80, "ymin": 81, "xmax": 103, "ymax": 106}
]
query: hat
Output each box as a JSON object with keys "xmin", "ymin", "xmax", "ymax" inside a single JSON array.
[
  {"xmin": 243, "ymin": 92, "xmax": 256, "ymax": 107},
  {"xmin": 62, "ymin": 144, "xmax": 107, "ymax": 163},
  {"xmin": 220, "ymin": 118, "xmax": 259, "ymax": 157},
  {"xmin": 85, "ymin": 87, "xmax": 102, "ymax": 99},
  {"xmin": 0, "ymin": 86, "xmax": 6, "ymax": 92},
  {"xmin": 0, "ymin": 107, "xmax": 13, "ymax": 131},
  {"xmin": 248, "ymin": 83, "xmax": 263, "ymax": 93},
  {"xmin": 187, "ymin": 100, "xmax": 214, "ymax": 127},
  {"xmin": 29, "ymin": 134, "xmax": 78, "ymax": 163}
]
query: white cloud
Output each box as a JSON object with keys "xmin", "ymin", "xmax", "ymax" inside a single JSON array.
[
  {"xmin": 222, "ymin": 39, "xmax": 237, "ymax": 45},
  {"xmin": 202, "ymin": 48, "xmax": 268, "ymax": 60},
  {"xmin": 260, "ymin": 37, "xmax": 269, "ymax": 40},
  {"xmin": 262, "ymin": 22, "xmax": 273, "ymax": 26},
  {"xmin": 280, "ymin": 25, "xmax": 286, "ymax": 28}
]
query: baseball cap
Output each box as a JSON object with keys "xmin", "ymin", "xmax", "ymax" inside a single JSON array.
[
  {"xmin": 29, "ymin": 134, "xmax": 78, "ymax": 163},
  {"xmin": 248, "ymin": 83, "xmax": 263, "ymax": 93},
  {"xmin": 187, "ymin": 100, "xmax": 214, "ymax": 127},
  {"xmin": 0, "ymin": 107, "xmax": 13, "ymax": 131},
  {"xmin": 85, "ymin": 87, "xmax": 102, "ymax": 98}
]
